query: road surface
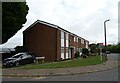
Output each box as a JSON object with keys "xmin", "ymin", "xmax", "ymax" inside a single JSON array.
[{"xmin": 2, "ymin": 67, "xmax": 119, "ymax": 81}]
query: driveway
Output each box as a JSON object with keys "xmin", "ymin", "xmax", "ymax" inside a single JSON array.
[{"xmin": 107, "ymin": 53, "xmax": 119, "ymax": 61}]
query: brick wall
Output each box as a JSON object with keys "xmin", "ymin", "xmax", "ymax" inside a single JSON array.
[{"xmin": 23, "ymin": 23, "xmax": 57, "ymax": 62}]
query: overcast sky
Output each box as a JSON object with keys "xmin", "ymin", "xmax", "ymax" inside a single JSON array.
[{"xmin": 1, "ymin": 0, "xmax": 119, "ymax": 48}]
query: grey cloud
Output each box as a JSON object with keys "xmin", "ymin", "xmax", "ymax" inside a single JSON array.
[{"xmin": 1, "ymin": 0, "xmax": 119, "ymax": 48}]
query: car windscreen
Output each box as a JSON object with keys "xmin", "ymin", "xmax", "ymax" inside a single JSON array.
[{"xmin": 11, "ymin": 54, "xmax": 23, "ymax": 58}]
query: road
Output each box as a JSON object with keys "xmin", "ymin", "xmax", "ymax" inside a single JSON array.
[
  {"xmin": 107, "ymin": 53, "xmax": 119, "ymax": 61},
  {"xmin": 2, "ymin": 53, "xmax": 119, "ymax": 81},
  {"xmin": 2, "ymin": 67, "xmax": 119, "ymax": 81}
]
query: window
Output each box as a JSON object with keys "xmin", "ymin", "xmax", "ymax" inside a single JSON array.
[
  {"xmin": 61, "ymin": 47, "xmax": 64, "ymax": 53},
  {"xmin": 66, "ymin": 33, "xmax": 69, "ymax": 47},
  {"xmin": 12, "ymin": 54, "xmax": 22, "ymax": 58},
  {"xmin": 61, "ymin": 31, "xmax": 64, "ymax": 47},
  {"xmin": 74, "ymin": 47, "xmax": 79, "ymax": 54},
  {"xmin": 74, "ymin": 37, "xmax": 78, "ymax": 42},
  {"xmin": 81, "ymin": 39, "xmax": 84, "ymax": 44},
  {"xmin": 66, "ymin": 40, "xmax": 68, "ymax": 47},
  {"xmin": 77, "ymin": 48, "xmax": 79, "ymax": 51},
  {"xmin": 79, "ymin": 38, "xmax": 81, "ymax": 42},
  {"xmin": 74, "ymin": 37, "xmax": 76, "ymax": 42},
  {"xmin": 79, "ymin": 48, "xmax": 82, "ymax": 53},
  {"xmin": 61, "ymin": 47, "xmax": 64, "ymax": 59},
  {"xmin": 22, "ymin": 54, "xmax": 28, "ymax": 59},
  {"xmin": 66, "ymin": 33, "xmax": 69, "ymax": 59},
  {"xmin": 61, "ymin": 39, "xmax": 64, "ymax": 47},
  {"xmin": 61, "ymin": 31, "xmax": 70, "ymax": 59},
  {"xmin": 76, "ymin": 37, "xmax": 78, "ymax": 42},
  {"xmin": 86, "ymin": 41, "xmax": 88, "ymax": 48},
  {"xmin": 61, "ymin": 30, "xmax": 64, "ymax": 59},
  {"xmin": 61, "ymin": 31, "xmax": 64, "ymax": 39},
  {"xmin": 66, "ymin": 33, "xmax": 69, "ymax": 40},
  {"xmin": 74, "ymin": 47, "xmax": 76, "ymax": 53},
  {"xmin": 66, "ymin": 47, "xmax": 69, "ymax": 59}
]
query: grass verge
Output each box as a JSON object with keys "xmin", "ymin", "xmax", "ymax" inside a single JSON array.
[{"xmin": 18, "ymin": 55, "xmax": 106, "ymax": 69}]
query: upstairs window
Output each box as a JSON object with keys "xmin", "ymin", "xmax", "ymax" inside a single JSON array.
[
  {"xmin": 81, "ymin": 39, "xmax": 84, "ymax": 44},
  {"xmin": 74, "ymin": 37, "xmax": 76, "ymax": 42},
  {"xmin": 76, "ymin": 37, "xmax": 78, "ymax": 42},
  {"xmin": 61, "ymin": 31, "xmax": 64, "ymax": 39},
  {"xmin": 74, "ymin": 37, "xmax": 78, "ymax": 42},
  {"xmin": 86, "ymin": 41, "xmax": 88, "ymax": 48},
  {"xmin": 66, "ymin": 33, "xmax": 69, "ymax": 40}
]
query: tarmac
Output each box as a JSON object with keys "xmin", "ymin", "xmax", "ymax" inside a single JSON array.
[{"xmin": 2, "ymin": 59, "xmax": 119, "ymax": 77}]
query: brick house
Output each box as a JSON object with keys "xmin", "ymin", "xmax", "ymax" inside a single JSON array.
[{"xmin": 23, "ymin": 20, "xmax": 89, "ymax": 62}]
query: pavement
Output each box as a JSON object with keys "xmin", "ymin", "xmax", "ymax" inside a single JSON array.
[{"xmin": 2, "ymin": 59, "xmax": 119, "ymax": 77}]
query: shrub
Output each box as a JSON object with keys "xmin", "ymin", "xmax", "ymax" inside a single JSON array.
[
  {"xmin": 82, "ymin": 48, "xmax": 89, "ymax": 55},
  {"xmin": 74, "ymin": 51, "xmax": 80, "ymax": 58}
]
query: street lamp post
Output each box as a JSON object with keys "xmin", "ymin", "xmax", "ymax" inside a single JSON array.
[{"xmin": 104, "ymin": 19, "xmax": 110, "ymax": 59}]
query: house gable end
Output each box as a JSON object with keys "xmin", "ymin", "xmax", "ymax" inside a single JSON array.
[{"xmin": 23, "ymin": 20, "xmax": 59, "ymax": 33}]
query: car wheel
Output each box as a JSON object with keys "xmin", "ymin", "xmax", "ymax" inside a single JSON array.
[
  {"xmin": 15, "ymin": 62, "xmax": 19, "ymax": 67},
  {"xmin": 9, "ymin": 63, "xmax": 14, "ymax": 67}
]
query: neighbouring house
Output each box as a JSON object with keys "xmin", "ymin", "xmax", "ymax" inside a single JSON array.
[{"xmin": 23, "ymin": 20, "xmax": 89, "ymax": 62}]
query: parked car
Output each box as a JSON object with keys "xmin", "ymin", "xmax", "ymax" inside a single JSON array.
[
  {"xmin": 3, "ymin": 52, "xmax": 36, "ymax": 67},
  {"xmin": 106, "ymin": 51, "xmax": 110, "ymax": 54}
]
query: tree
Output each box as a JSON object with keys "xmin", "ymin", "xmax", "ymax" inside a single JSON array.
[
  {"xmin": 89, "ymin": 44, "xmax": 98, "ymax": 54},
  {"xmin": 105, "ymin": 42, "xmax": 120, "ymax": 53},
  {"xmin": 14, "ymin": 46, "xmax": 26, "ymax": 53},
  {"xmin": 2, "ymin": 2, "xmax": 29, "ymax": 43}
]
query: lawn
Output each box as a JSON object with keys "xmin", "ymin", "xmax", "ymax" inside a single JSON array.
[{"xmin": 20, "ymin": 55, "xmax": 106, "ymax": 69}]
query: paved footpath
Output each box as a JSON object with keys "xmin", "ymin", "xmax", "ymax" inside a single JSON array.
[{"xmin": 2, "ymin": 59, "xmax": 119, "ymax": 77}]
